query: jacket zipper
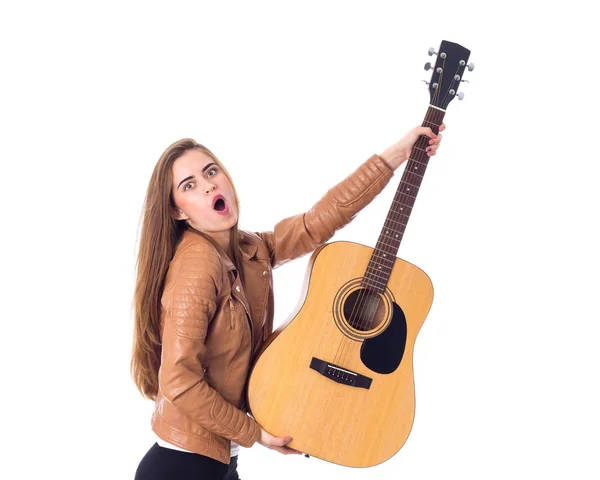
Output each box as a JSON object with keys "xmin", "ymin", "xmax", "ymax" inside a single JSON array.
[
  {"xmin": 230, "ymin": 292, "xmax": 254, "ymax": 355},
  {"xmin": 228, "ymin": 296, "xmax": 235, "ymax": 329}
]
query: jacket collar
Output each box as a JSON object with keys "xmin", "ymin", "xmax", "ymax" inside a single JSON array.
[
  {"xmin": 240, "ymin": 242, "xmax": 258, "ymax": 261},
  {"xmin": 183, "ymin": 227, "xmax": 258, "ymax": 273}
]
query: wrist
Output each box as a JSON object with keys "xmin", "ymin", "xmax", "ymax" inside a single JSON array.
[{"xmin": 379, "ymin": 149, "xmax": 407, "ymax": 171}]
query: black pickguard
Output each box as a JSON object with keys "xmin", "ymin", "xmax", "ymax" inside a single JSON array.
[{"xmin": 360, "ymin": 302, "xmax": 407, "ymax": 374}]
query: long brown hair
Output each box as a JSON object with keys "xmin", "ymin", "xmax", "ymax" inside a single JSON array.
[{"xmin": 131, "ymin": 139, "xmax": 244, "ymax": 400}]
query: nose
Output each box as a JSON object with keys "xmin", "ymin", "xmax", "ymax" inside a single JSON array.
[{"xmin": 204, "ymin": 183, "xmax": 216, "ymax": 195}]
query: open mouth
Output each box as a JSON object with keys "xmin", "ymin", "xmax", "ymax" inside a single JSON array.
[{"xmin": 214, "ymin": 198, "xmax": 226, "ymax": 211}]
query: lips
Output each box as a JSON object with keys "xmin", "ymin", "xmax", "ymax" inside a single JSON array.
[
  {"xmin": 211, "ymin": 194, "xmax": 229, "ymax": 215},
  {"xmin": 212, "ymin": 194, "xmax": 225, "ymax": 209}
]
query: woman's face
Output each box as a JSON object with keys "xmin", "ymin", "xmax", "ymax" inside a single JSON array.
[{"xmin": 171, "ymin": 149, "xmax": 238, "ymax": 242}]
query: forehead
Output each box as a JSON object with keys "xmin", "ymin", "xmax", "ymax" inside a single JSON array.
[{"xmin": 172, "ymin": 149, "xmax": 214, "ymax": 179}]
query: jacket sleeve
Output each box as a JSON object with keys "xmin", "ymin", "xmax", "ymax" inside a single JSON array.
[
  {"xmin": 256, "ymin": 153, "xmax": 394, "ymax": 269},
  {"xmin": 158, "ymin": 243, "xmax": 262, "ymax": 448}
]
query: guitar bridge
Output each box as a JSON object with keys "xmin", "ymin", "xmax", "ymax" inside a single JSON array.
[{"xmin": 309, "ymin": 357, "xmax": 372, "ymax": 389}]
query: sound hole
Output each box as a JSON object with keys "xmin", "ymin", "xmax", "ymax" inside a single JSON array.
[{"xmin": 343, "ymin": 288, "xmax": 386, "ymax": 332}]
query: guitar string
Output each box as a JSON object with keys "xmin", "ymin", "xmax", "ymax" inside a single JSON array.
[
  {"xmin": 344, "ymin": 54, "xmax": 465, "ymax": 364},
  {"xmin": 345, "ymin": 108, "xmax": 442, "ymax": 361},
  {"xmin": 351, "ymin": 57, "xmax": 458, "ymax": 340},
  {"xmin": 343, "ymin": 110, "xmax": 441, "ymax": 367},
  {"xmin": 331, "ymin": 53, "xmax": 450, "ymax": 368},
  {"xmin": 440, "ymin": 58, "xmax": 463, "ymax": 116},
  {"xmin": 334, "ymin": 108, "xmax": 440, "ymax": 368},
  {"xmin": 332, "ymin": 128, "xmax": 434, "ymax": 369},
  {"xmin": 332, "ymin": 103, "xmax": 444, "ymax": 369},
  {"xmin": 352, "ymin": 60, "xmax": 448, "ymax": 338}
]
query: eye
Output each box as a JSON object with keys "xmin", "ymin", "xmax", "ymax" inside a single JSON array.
[
  {"xmin": 184, "ymin": 181, "xmax": 195, "ymax": 191},
  {"xmin": 207, "ymin": 166, "xmax": 218, "ymax": 177}
]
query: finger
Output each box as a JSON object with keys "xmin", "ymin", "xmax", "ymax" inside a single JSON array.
[
  {"xmin": 271, "ymin": 435, "xmax": 292, "ymax": 445},
  {"xmin": 269, "ymin": 446, "xmax": 289, "ymax": 455},
  {"xmin": 440, "ymin": 123, "xmax": 446, "ymax": 132},
  {"xmin": 284, "ymin": 447, "xmax": 303, "ymax": 455},
  {"xmin": 271, "ymin": 445, "xmax": 302, "ymax": 455},
  {"xmin": 429, "ymin": 133, "xmax": 442, "ymax": 145},
  {"xmin": 417, "ymin": 126, "xmax": 437, "ymax": 139}
]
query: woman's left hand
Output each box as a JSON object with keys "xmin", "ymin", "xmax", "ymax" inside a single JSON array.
[{"xmin": 380, "ymin": 122, "xmax": 446, "ymax": 171}]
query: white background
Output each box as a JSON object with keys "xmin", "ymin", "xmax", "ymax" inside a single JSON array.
[{"xmin": 1, "ymin": 1, "xmax": 598, "ymax": 479}]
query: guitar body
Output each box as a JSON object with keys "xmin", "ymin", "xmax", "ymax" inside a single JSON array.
[
  {"xmin": 247, "ymin": 240, "xmax": 434, "ymax": 467},
  {"xmin": 248, "ymin": 40, "xmax": 472, "ymax": 468}
]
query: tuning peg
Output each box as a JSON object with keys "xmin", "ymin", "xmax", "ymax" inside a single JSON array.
[
  {"xmin": 459, "ymin": 59, "xmax": 475, "ymax": 72},
  {"xmin": 424, "ymin": 62, "xmax": 433, "ymax": 71},
  {"xmin": 457, "ymin": 92, "xmax": 465, "ymax": 100},
  {"xmin": 428, "ymin": 47, "xmax": 436, "ymax": 56},
  {"xmin": 422, "ymin": 80, "xmax": 430, "ymax": 86}
]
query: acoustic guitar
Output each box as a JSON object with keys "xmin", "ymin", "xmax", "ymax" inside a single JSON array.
[{"xmin": 247, "ymin": 40, "xmax": 473, "ymax": 467}]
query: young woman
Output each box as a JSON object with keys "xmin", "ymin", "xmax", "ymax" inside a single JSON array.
[{"xmin": 131, "ymin": 123, "xmax": 445, "ymax": 479}]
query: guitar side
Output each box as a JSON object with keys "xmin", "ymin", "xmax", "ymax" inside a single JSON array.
[{"xmin": 247, "ymin": 240, "xmax": 434, "ymax": 467}]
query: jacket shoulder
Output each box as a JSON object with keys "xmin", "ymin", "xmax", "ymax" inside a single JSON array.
[
  {"xmin": 168, "ymin": 230, "xmax": 223, "ymax": 282},
  {"xmin": 176, "ymin": 229, "xmax": 218, "ymax": 255}
]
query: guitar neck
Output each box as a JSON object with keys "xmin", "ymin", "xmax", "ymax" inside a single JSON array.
[{"xmin": 362, "ymin": 106, "xmax": 446, "ymax": 292}]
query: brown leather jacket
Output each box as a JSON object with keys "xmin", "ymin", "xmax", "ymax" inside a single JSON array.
[{"xmin": 151, "ymin": 154, "xmax": 394, "ymax": 464}]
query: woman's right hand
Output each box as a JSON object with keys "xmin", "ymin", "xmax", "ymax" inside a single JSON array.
[{"xmin": 258, "ymin": 427, "xmax": 304, "ymax": 455}]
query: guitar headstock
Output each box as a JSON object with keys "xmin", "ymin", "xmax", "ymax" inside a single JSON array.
[{"xmin": 424, "ymin": 40, "xmax": 473, "ymax": 110}]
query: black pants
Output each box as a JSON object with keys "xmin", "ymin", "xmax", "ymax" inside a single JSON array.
[{"xmin": 134, "ymin": 443, "xmax": 241, "ymax": 480}]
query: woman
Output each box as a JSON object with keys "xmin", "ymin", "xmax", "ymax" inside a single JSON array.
[{"xmin": 131, "ymin": 123, "xmax": 445, "ymax": 479}]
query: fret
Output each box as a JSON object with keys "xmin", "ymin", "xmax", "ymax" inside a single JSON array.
[
  {"xmin": 360, "ymin": 107, "xmax": 445, "ymax": 293},
  {"xmin": 362, "ymin": 283, "xmax": 385, "ymax": 293},
  {"xmin": 369, "ymin": 250, "xmax": 396, "ymax": 263},
  {"xmin": 366, "ymin": 271, "xmax": 392, "ymax": 285},
  {"xmin": 366, "ymin": 263, "xmax": 393, "ymax": 275},
  {"xmin": 377, "ymin": 240, "xmax": 400, "ymax": 251},
  {"xmin": 422, "ymin": 119, "xmax": 440, "ymax": 128},
  {"xmin": 385, "ymin": 212, "xmax": 409, "ymax": 223},
  {"xmin": 390, "ymin": 199, "xmax": 413, "ymax": 213},
  {"xmin": 387, "ymin": 213, "xmax": 411, "ymax": 224},
  {"xmin": 378, "ymin": 230, "xmax": 404, "ymax": 242},
  {"xmin": 399, "ymin": 179, "xmax": 421, "ymax": 189},
  {"xmin": 400, "ymin": 186, "xmax": 419, "ymax": 197},
  {"xmin": 373, "ymin": 244, "xmax": 398, "ymax": 254},
  {"xmin": 405, "ymin": 170, "xmax": 424, "ymax": 179},
  {"xmin": 403, "ymin": 172, "xmax": 424, "ymax": 183},
  {"xmin": 362, "ymin": 273, "xmax": 387, "ymax": 286},
  {"xmin": 408, "ymin": 157, "xmax": 429, "ymax": 167},
  {"xmin": 370, "ymin": 253, "xmax": 395, "ymax": 267},
  {"xmin": 362, "ymin": 274, "xmax": 388, "ymax": 288},
  {"xmin": 398, "ymin": 191, "xmax": 417, "ymax": 200},
  {"xmin": 375, "ymin": 237, "xmax": 402, "ymax": 249},
  {"xmin": 367, "ymin": 262, "xmax": 394, "ymax": 275},
  {"xmin": 383, "ymin": 216, "xmax": 408, "ymax": 228},
  {"xmin": 394, "ymin": 195, "xmax": 416, "ymax": 206},
  {"xmin": 373, "ymin": 244, "xmax": 397, "ymax": 256},
  {"xmin": 389, "ymin": 207, "xmax": 412, "ymax": 219},
  {"xmin": 367, "ymin": 257, "xmax": 395, "ymax": 273}
]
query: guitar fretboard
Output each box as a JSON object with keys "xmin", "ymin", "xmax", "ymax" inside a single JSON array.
[{"xmin": 362, "ymin": 107, "xmax": 446, "ymax": 292}]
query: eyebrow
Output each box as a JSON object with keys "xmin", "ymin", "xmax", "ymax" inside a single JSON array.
[{"xmin": 177, "ymin": 162, "xmax": 216, "ymax": 189}]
